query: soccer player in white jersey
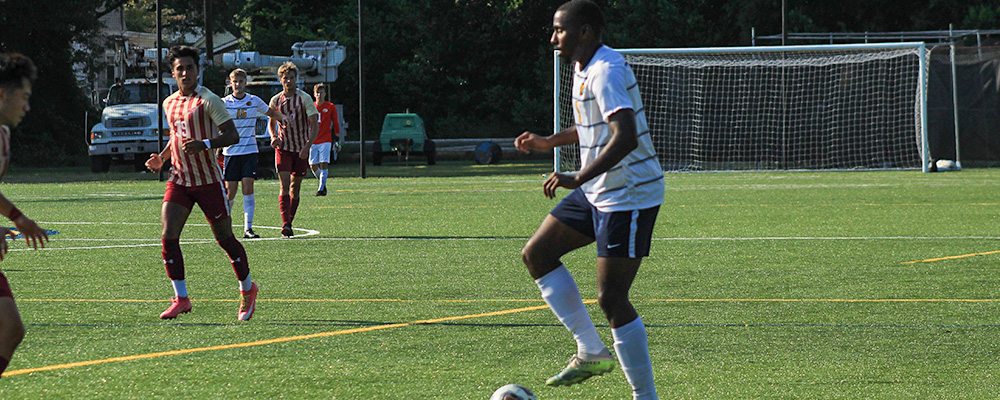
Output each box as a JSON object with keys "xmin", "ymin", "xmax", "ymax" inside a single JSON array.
[
  {"xmin": 513, "ymin": 1, "xmax": 663, "ymax": 399},
  {"xmin": 221, "ymin": 68, "xmax": 289, "ymax": 238},
  {"xmin": 268, "ymin": 62, "xmax": 319, "ymax": 238},
  {"xmin": 0, "ymin": 53, "xmax": 48, "ymax": 377},
  {"xmin": 145, "ymin": 46, "xmax": 259, "ymax": 321}
]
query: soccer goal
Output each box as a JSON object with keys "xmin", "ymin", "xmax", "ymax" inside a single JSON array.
[{"xmin": 553, "ymin": 42, "xmax": 930, "ymax": 173}]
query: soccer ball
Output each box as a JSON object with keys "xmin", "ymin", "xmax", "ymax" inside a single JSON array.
[{"xmin": 489, "ymin": 384, "xmax": 537, "ymax": 400}]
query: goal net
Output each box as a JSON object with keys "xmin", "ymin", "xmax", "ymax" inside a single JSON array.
[{"xmin": 554, "ymin": 43, "xmax": 929, "ymax": 173}]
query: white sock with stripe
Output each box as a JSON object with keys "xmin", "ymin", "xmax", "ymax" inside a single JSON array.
[
  {"xmin": 318, "ymin": 169, "xmax": 328, "ymax": 191},
  {"xmin": 612, "ymin": 317, "xmax": 658, "ymax": 400},
  {"xmin": 535, "ymin": 265, "xmax": 607, "ymax": 356}
]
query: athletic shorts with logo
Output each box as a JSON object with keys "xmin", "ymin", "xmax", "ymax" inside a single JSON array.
[
  {"xmin": 163, "ymin": 181, "xmax": 230, "ymax": 223},
  {"xmin": 223, "ymin": 153, "xmax": 259, "ymax": 181},
  {"xmin": 550, "ymin": 188, "xmax": 659, "ymax": 258},
  {"xmin": 275, "ymin": 148, "xmax": 308, "ymax": 176}
]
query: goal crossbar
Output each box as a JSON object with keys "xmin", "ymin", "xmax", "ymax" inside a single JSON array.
[{"xmin": 554, "ymin": 42, "xmax": 930, "ymax": 173}]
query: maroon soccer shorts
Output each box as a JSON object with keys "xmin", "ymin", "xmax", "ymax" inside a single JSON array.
[
  {"xmin": 163, "ymin": 181, "xmax": 230, "ymax": 223},
  {"xmin": 275, "ymin": 148, "xmax": 308, "ymax": 177}
]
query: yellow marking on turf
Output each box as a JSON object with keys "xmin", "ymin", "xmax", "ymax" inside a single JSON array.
[
  {"xmin": 3, "ymin": 302, "xmax": 560, "ymax": 377},
  {"xmin": 903, "ymin": 250, "xmax": 1000, "ymax": 264},
  {"xmin": 647, "ymin": 298, "xmax": 1000, "ymax": 303}
]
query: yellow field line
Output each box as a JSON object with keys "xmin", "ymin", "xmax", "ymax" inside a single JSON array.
[
  {"xmin": 903, "ymin": 250, "xmax": 1000, "ymax": 264},
  {"xmin": 646, "ymin": 298, "xmax": 1000, "ymax": 303},
  {"xmin": 4, "ymin": 303, "xmax": 557, "ymax": 377}
]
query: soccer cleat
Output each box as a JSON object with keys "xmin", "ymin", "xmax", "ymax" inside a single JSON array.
[
  {"xmin": 316, "ymin": 188, "xmax": 327, "ymax": 196},
  {"xmin": 159, "ymin": 296, "xmax": 192, "ymax": 319},
  {"xmin": 238, "ymin": 282, "xmax": 259, "ymax": 321},
  {"xmin": 243, "ymin": 229, "xmax": 260, "ymax": 239},
  {"xmin": 281, "ymin": 225, "xmax": 294, "ymax": 238},
  {"xmin": 545, "ymin": 353, "xmax": 616, "ymax": 387}
]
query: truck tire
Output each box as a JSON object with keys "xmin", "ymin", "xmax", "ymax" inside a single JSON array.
[
  {"xmin": 424, "ymin": 139, "xmax": 436, "ymax": 165},
  {"xmin": 372, "ymin": 141, "xmax": 383, "ymax": 166},
  {"xmin": 90, "ymin": 155, "xmax": 111, "ymax": 173}
]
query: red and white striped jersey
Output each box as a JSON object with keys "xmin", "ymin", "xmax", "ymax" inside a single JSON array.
[
  {"xmin": 269, "ymin": 89, "xmax": 318, "ymax": 153},
  {"xmin": 0, "ymin": 125, "xmax": 10, "ymax": 181},
  {"xmin": 163, "ymin": 86, "xmax": 232, "ymax": 187}
]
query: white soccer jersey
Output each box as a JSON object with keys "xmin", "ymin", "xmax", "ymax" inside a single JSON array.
[
  {"xmin": 163, "ymin": 86, "xmax": 232, "ymax": 187},
  {"xmin": 222, "ymin": 93, "xmax": 269, "ymax": 156},
  {"xmin": 573, "ymin": 45, "xmax": 664, "ymax": 212}
]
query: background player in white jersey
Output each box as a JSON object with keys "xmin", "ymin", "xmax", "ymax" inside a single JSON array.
[
  {"xmin": 221, "ymin": 68, "xmax": 289, "ymax": 238},
  {"xmin": 0, "ymin": 53, "xmax": 48, "ymax": 377},
  {"xmin": 268, "ymin": 62, "xmax": 318, "ymax": 238},
  {"xmin": 145, "ymin": 46, "xmax": 259, "ymax": 321},
  {"xmin": 513, "ymin": 2, "xmax": 663, "ymax": 399}
]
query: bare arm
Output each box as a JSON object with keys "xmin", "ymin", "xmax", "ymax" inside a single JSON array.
[
  {"xmin": 514, "ymin": 126, "xmax": 579, "ymax": 153},
  {"xmin": 0, "ymin": 192, "xmax": 47, "ymax": 250},
  {"xmin": 183, "ymin": 120, "xmax": 239, "ymax": 153},
  {"xmin": 298, "ymin": 114, "xmax": 320, "ymax": 159}
]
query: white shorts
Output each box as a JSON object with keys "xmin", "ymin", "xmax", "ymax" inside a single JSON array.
[{"xmin": 309, "ymin": 142, "xmax": 331, "ymax": 165}]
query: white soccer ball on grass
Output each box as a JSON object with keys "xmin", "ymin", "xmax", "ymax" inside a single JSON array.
[{"xmin": 489, "ymin": 383, "xmax": 537, "ymax": 400}]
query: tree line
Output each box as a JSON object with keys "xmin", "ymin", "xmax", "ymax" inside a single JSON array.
[{"xmin": 1, "ymin": 0, "xmax": 998, "ymax": 166}]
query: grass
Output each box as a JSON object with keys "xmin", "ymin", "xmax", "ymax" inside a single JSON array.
[{"xmin": 0, "ymin": 160, "xmax": 998, "ymax": 398}]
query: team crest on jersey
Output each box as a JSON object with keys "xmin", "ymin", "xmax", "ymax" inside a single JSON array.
[
  {"xmin": 246, "ymin": 101, "xmax": 252, "ymax": 106},
  {"xmin": 4, "ymin": 228, "xmax": 59, "ymax": 239}
]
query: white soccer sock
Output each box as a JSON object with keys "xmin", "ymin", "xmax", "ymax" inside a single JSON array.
[
  {"xmin": 171, "ymin": 279, "xmax": 188, "ymax": 298},
  {"xmin": 239, "ymin": 274, "xmax": 253, "ymax": 292},
  {"xmin": 612, "ymin": 317, "xmax": 658, "ymax": 400},
  {"xmin": 318, "ymin": 169, "xmax": 328, "ymax": 191},
  {"xmin": 243, "ymin": 194, "xmax": 255, "ymax": 231},
  {"xmin": 535, "ymin": 265, "xmax": 607, "ymax": 356}
]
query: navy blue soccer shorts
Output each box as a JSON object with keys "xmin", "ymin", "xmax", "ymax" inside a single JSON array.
[
  {"xmin": 550, "ymin": 188, "xmax": 659, "ymax": 258},
  {"xmin": 223, "ymin": 153, "xmax": 259, "ymax": 181}
]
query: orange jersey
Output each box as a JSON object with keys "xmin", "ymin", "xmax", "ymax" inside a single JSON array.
[
  {"xmin": 163, "ymin": 86, "xmax": 232, "ymax": 187},
  {"xmin": 270, "ymin": 89, "xmax": 318, "ymax": 152},
  {"xmin": 314, "ymin": 101, "xmax": 339, "ymax": 144}
]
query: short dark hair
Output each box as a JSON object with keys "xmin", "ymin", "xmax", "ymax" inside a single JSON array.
[
  {"xmin": 168, "ymin": 45, "xmax": 200, "ymax": 69},
  {"xmin": 557, "ymin": 0, "xmax": 606, "ymax": 35},
  {"xmin": 0, "ymin": 53, "xmax": 37, "ymax": 90}
]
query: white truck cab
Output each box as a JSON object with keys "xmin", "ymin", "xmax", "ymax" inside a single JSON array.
[{"xmin": 87, "ymin": 78, "xmax": 177, "ymax": 172}]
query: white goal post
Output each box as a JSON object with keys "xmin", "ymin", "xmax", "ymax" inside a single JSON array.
[{"xmin": 553, "ymin": 42, "xmax": 930, "ymax": 173}]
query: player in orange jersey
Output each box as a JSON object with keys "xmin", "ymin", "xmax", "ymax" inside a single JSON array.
[{"xmin": 309, "ymin": 83, "xmax": 339, "ymax": 196}]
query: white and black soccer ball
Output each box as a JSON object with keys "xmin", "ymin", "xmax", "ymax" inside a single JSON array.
[{"xmin": 489, "ymin": 383, "xmax": 537, "ymax": 400}]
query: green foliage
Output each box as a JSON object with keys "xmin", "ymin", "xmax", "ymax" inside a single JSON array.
[{"xmin": 0, "ymin": 0, "xmax": 107, "ymax": 166}]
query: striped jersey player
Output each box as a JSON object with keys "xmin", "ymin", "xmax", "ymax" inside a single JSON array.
[
  {"xmin": 267, "ymin": 61, "xmax": 318, "ymax": 238},
  {"xmin": 145, "ymin": 46, "xmax": 259, "ymax": 322},
  {"xmin": 0, "ymin": 52, "xmax": 49, "ymax": 377}
]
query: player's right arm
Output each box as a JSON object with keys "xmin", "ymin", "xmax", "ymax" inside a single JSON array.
[
  {"xmin": 267, "ymin": 96, "xmax": 283, "ymax": 149},
  {"xmin": 146, "ymin": 141, "xmax": 172, "ymax": 172},
  {"xmin": 0, "ymin": 193, "xmax": 46, "ymax": 250},
  {"xmin": 514, "ymin": 126, "xmax": 578, "ymax": 153}
]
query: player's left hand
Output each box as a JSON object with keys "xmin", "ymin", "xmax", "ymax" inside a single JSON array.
[
  {"xmin": 543, "ymin": 172, "xmax": 581, "ymax": 199},
  {"xmin": 181, "ymin": 138, "xmax": 208, "ymax": 154},
  {"xmin": 12, "ymin": 215, "xmax": 48, "ymax": 250},
  {"xmin": 298, "ymin": 148, "xmax": 309, "ymax": 160}
]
